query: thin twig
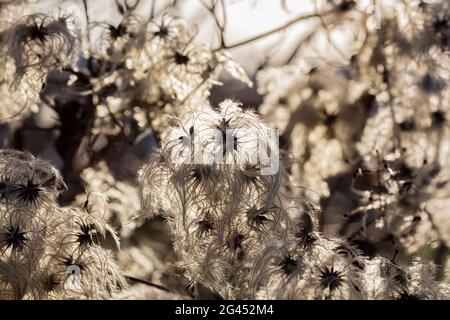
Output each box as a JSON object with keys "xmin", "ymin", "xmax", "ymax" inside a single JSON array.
[
  {"xmin": 200, "ymin": 0, "xmax": 226, "ymax": 48},
  {"xmin": 105, "ymin": 103, "xmax": 134, "ymax": 145},
  {"xmin": 128, "ymin": 0, "xmax": 141, "ymax": 11},
  {"xmin": 286, "ymin": 27, "xmax": 319, "ymax": 64},
  {"xmin": 81, "ymin": 0, "xmax": 91, "ymax": 46},
  {"xmin": 220, "ymin": 9, "xmax": 334, "ymax": 50},
  {"xmin": 125, "ymin": 275, "xmax": 171, "ymax": 292},
  {"xmin": 150, "ymin": 0, "xmax": 157, "ymax": 19},
  {"xmin": 317, "ymin": 15, "xmax": 348, "ymax": 61}
]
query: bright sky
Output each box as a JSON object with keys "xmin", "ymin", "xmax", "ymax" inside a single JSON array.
[{"xmin": 26, "ymin": 0, "xmax": 381, "ymax": 73}]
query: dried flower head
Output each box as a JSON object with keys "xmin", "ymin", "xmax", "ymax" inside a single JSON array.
[
  {"xmin": 0, "ymin": 150, "xmax": 125, "ymax": 299},
  {"xmin": 3, "ymin": 14, "xmax": 78, "ymax": 85}
]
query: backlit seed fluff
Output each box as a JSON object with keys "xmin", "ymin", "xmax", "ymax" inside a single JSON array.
[{"xmin": 0, "ymin": 150, "xmax": 126, "ymax": 299}]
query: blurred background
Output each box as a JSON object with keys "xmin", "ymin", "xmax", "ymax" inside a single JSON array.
[{"xmin": 1, "ymin": 0, "xmax": 449, "ymax": 299}]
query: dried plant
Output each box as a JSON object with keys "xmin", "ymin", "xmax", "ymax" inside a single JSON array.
[
  {"xmin": 0, "ymin": 150, "xmax": 125, "ymax": 299},
  {"xmin": 0, "ymin": 0, "xmax": 449, "ymax": 301}
]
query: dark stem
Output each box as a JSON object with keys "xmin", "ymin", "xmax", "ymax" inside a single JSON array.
[
  {"xmin": 201, "ymin": 0, "xmax": 226, "ymax": 48},
  {"xmin": 124, "ymin": 275, "xmax": 171, "ymax": 293},
  {"xmin": 150, "ymin": 0, "xmax": 157, "ymax": 19},
  {"xmin": 53, "ymin": 91, "xmax": 96, "ymax": 204},
  {"xmin": 82, "ymin": 0, "xmax": 91, "ymax": 45},
  {"xmin": 219, "ymin": 9, "xmax": 333, "ymax": 50}
]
